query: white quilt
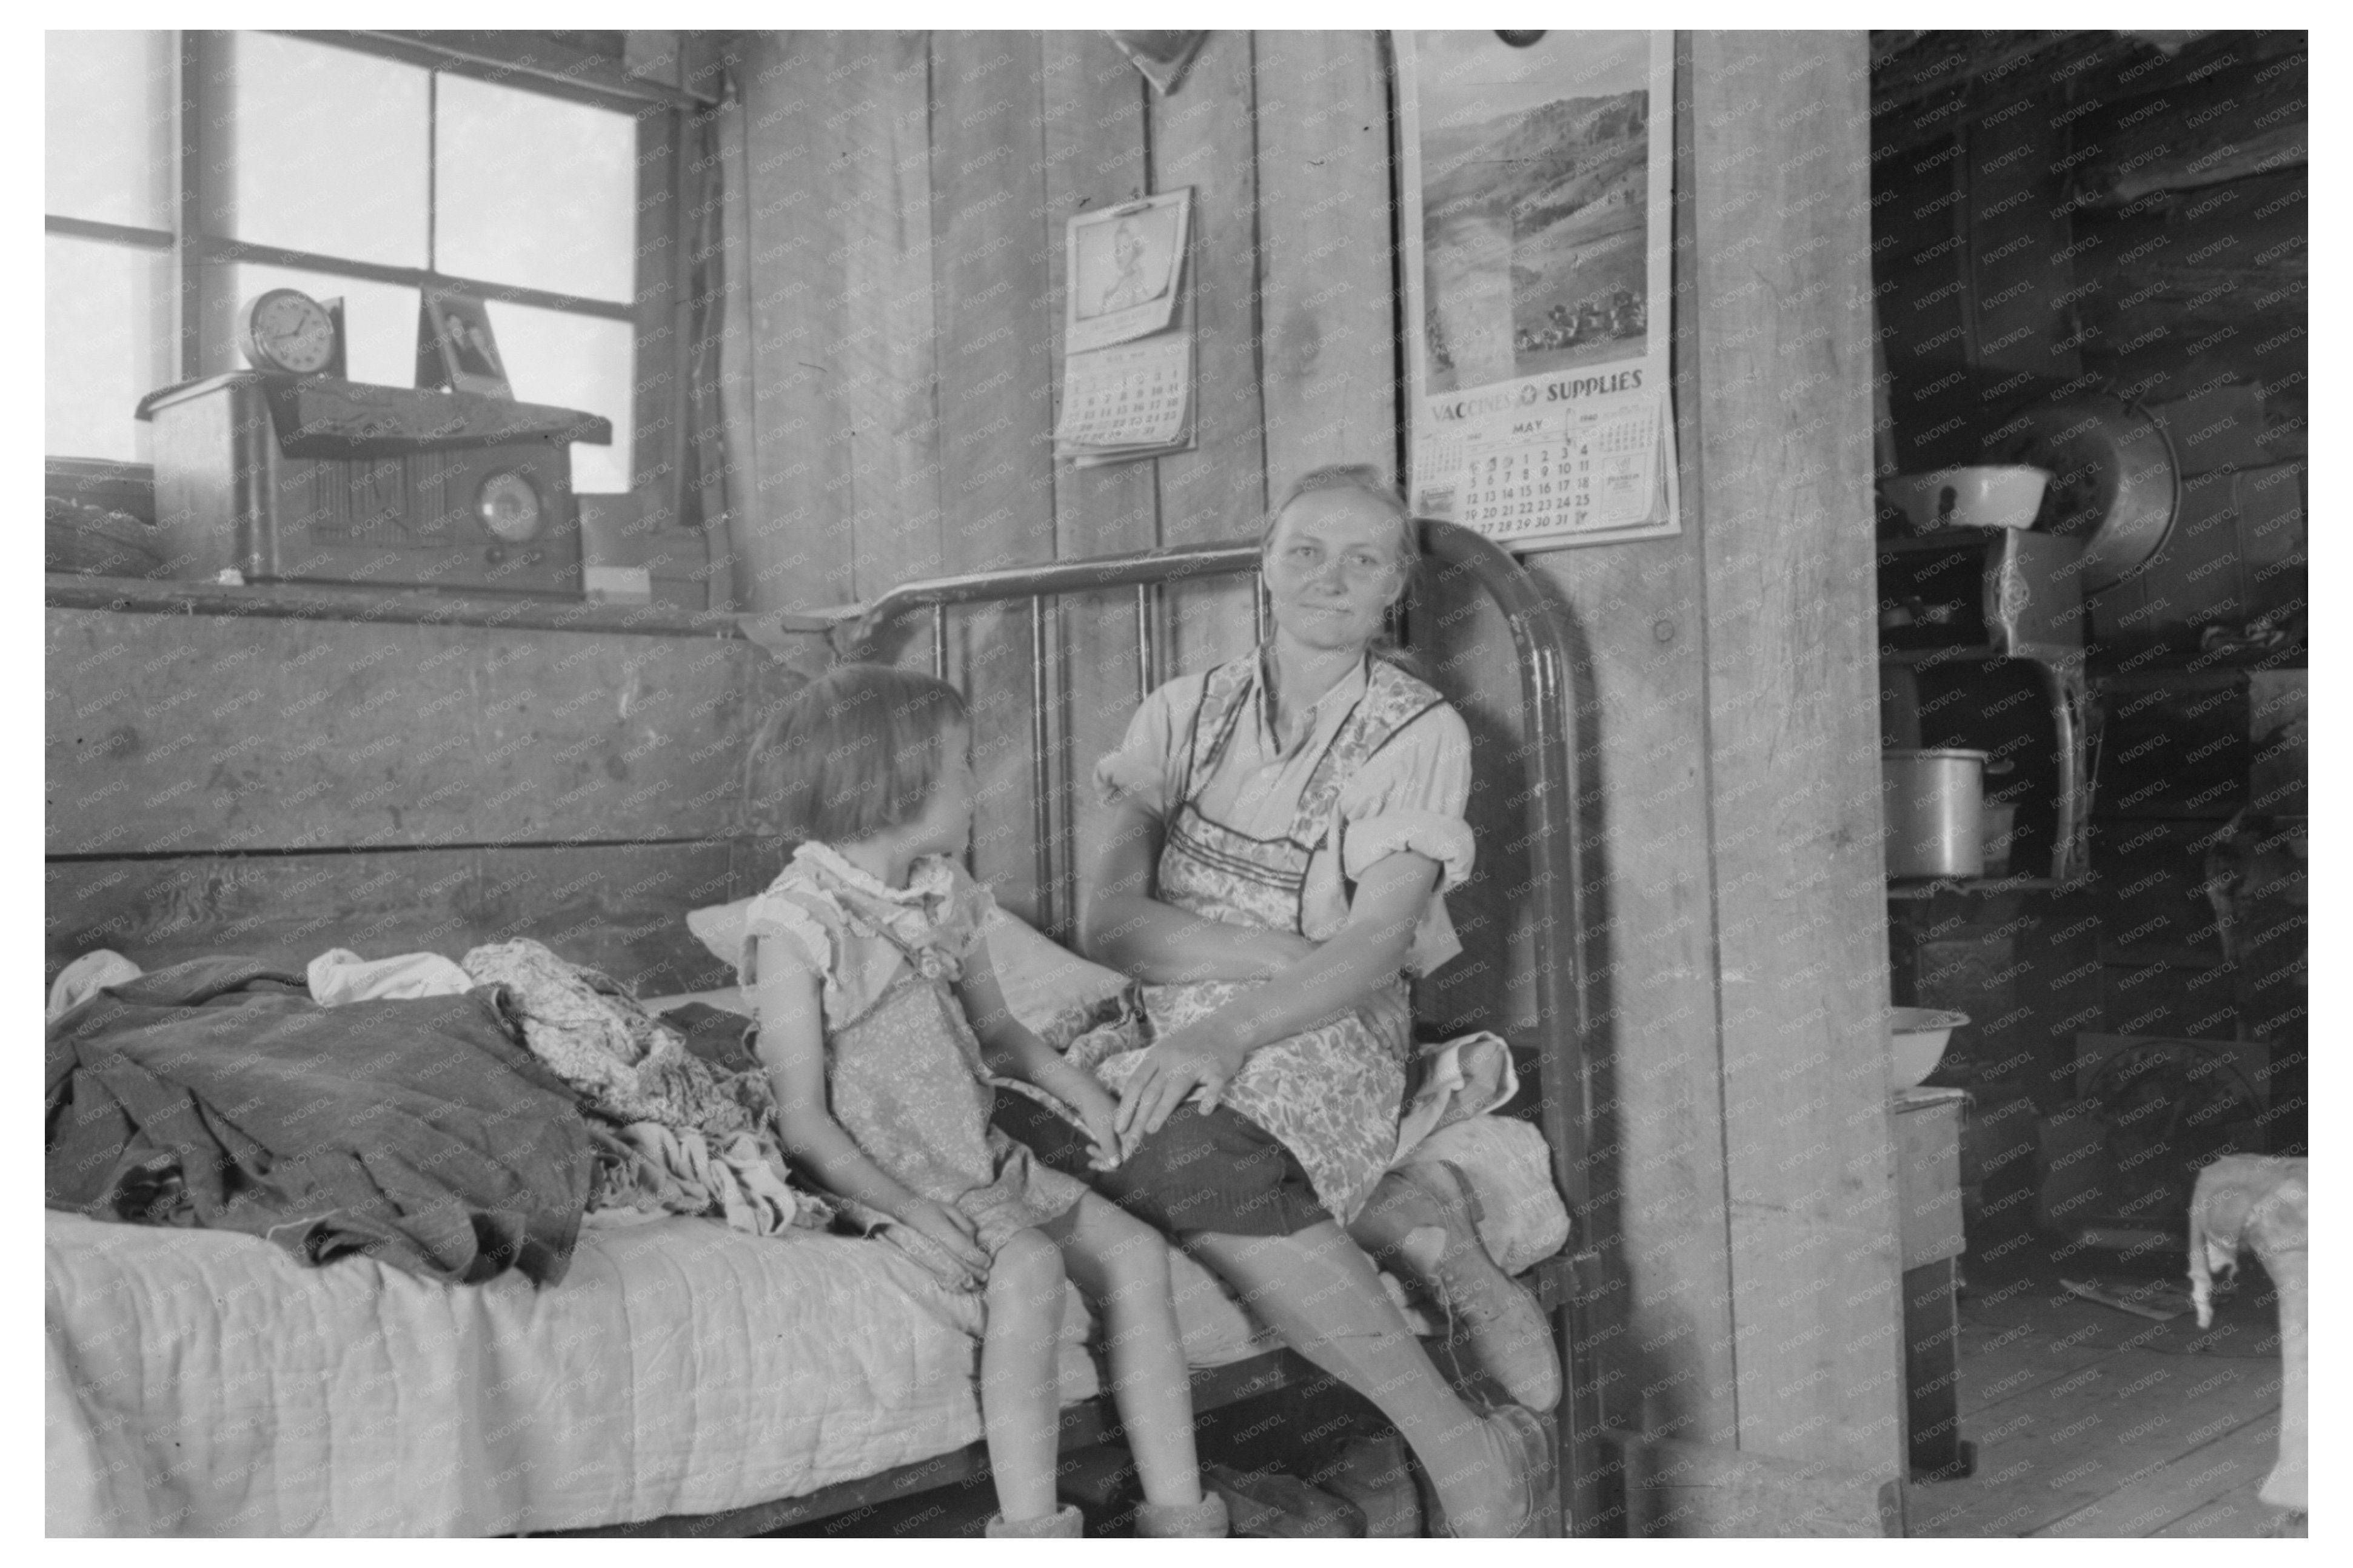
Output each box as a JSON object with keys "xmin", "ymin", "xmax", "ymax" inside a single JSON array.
[
  {"xmin": 46, "ymin": 1208, "xmax": 1273, "ymax": 1536},
  {"xmin": 48, "ymin": 928, "xmax": 1565, "ymax": 1536}
]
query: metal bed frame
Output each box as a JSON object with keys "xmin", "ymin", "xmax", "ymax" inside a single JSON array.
[
  {"xmin": 845, "ymin": 519, "xmax": 1608, "ymax": 1536},
  {"xmin": 591, "ymin": 520, "xmax": 1608, "ymax": 1537}
]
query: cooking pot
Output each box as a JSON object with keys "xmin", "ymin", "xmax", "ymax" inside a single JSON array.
[
  {"xmin": 1883, "ymin": 748, "xmax": 1993, "ymax": 878},
  {"xmin": 2004, "ymin": 398, "xmax": 2181, "ymax": 592}
]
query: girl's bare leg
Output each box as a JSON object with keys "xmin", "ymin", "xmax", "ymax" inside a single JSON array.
[
  {"xmin": 1049, "ymin": 1194, "xmax": 1204, "ymax": 1505},
  {"xmin": 979, "ymin": 1227, "xmax": 1066, "ymax": 1521}
]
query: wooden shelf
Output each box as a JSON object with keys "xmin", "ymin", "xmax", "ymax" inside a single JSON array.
[
  {"xmin": 1886, "ymin": 875, "xmax": 2064, "ymax": 900},
  {"xmin": 45, "ymin": 571, "xmax": 757, "ymax": 639}
]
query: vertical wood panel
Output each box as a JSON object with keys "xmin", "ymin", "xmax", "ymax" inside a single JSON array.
[
  {"xmin": 1043, "ymin": 34, "xmax": 1159, "ymax": 922},
  {"xmin": 1508, "ymin": 33, "xmax": 1742, "ymax": 1450},
  {"xmin": 931, "ymin": 30, "xmax": 1059, "ymax": 921},
  {"xmin": 734, "ymin": 33, "xmax": 852, "ymax": 609},
  {"xmin": 731, "ymin": 31, "xmax": 939, "ymax": 612},
  {"xmin": 1252, "ymin": 32, "xmax": 1399, "ymax": 486},
  {"xmin": 1690, "ymin": 31, "xmax": 1905, "ymax": 1479},
  {"xmin": 1148, "ymin": 30, "xmax": 1267, "ymax": 671},
  {"xmin": 834, "ymin": 32, "xmax": 944, "ymax": 603}
]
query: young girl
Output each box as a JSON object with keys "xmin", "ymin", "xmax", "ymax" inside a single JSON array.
[{"xmin": 745, "ymin": 663, "xmax": 1226, "ymax": 1540}]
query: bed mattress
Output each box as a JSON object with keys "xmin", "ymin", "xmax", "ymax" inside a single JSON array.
[{"xmin": 45, "ymin": 1208, "xmax": 1268, "ymax": 1536}]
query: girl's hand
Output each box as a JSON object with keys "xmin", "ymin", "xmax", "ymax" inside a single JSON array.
[
  {"xmin": 1061, "ymin": 1078, "xmax": 1128, "ymax": 1170},
  {"xmin": 1115, "ymin": 1022, "xmax": 1248, "ymax": 1141},
  {"xmin": 897, "ymin": 1197, "xmax": 989, "ymax": 1288}
]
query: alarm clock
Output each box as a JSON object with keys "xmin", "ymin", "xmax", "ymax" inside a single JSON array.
[
  {"xmin": 135, "ymin": 371, "xmax": 611, "ymax": 595},
  {"xmin": 239, "ymin": 288, "xmax": 346, "ymax": 378}
]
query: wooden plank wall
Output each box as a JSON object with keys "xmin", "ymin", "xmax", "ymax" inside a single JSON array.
[
  {"xmin": 723, "ymin": 28, "xmax": 1904, "ymax": 1513},
  {"xmin": 47, "ymin": 601, "xmax": 820, "ymax": 992}
]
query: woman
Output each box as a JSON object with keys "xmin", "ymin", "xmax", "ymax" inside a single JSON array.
[{"xmin": 1008, "ymin": 465, "xmax": 1558, "ymax": 1535}]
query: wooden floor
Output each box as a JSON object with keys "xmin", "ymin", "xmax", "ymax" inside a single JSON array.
[{"xmin": 1910, "ymin": 1247, "xmax": 2303, "ymax": 1538}]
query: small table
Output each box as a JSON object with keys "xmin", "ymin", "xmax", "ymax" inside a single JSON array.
[{"xmin": 1895, "ymin": 1087, "xmax": 1969, "ymax": 1480}]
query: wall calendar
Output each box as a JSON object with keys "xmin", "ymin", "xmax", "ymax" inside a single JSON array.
[{"xmin": 1397, "ymin": 30, "xmax": 1680, "ymax": 550}]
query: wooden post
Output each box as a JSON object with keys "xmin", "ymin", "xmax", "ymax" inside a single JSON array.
[{"xmin": 1689, "ymin": 31, "xmax": 1907, "ymax": 1483}]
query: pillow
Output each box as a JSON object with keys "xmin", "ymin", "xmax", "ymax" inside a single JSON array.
[
  {"xmin": 680, "ymin": 897, "xmax": 1129, "ymax": 1042},
  {"xmin": 684, "ymin": 897, "xmax": 757, "ymax": 971},
  {"xmin": 979, "ymin": 908, "xmax": 1131, "ymax": 1046}
]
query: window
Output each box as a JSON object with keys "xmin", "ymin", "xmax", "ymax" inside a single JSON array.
[{"xmin": 45, "ymin": 30, "xmax": 675, "ymax": 497}]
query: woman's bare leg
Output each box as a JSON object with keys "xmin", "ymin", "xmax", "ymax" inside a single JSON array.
[
  {"xmin": 1047, "ymin": 1194, "xmax": 1205, "ymax": 1507},
  {"xmin": 1187, "ymin": 1221, "xmax": 1532, "ymax": 1535},
  {"xmin": 979, "ymin": 1227, "xmax": 1066, "ymax": 1522}
]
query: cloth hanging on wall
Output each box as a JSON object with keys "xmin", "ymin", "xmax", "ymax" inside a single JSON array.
[{"xmin": 1106, "ymin": 32, "xmax": 1208, "ymax": 95}]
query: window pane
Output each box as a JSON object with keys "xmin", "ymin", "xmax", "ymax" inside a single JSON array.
[
  {"xmin": 46, "ymin": 235, "xmax": 173, "ymax": 462},
  {"xmin": 484, "ymin": 301, "xmax": 634, "ymax": 493},
  {"xmin": 215, "ymin": 264, "xmax": 420, "ymax": 387},
  {"xmin": 47, "ymin": 31, "xmax": 175, "ymax": 230},
  {"xmin": 223, "ymin": 33, "xmax": 427, "ymax": 267},
  {"xmin": 436, "ymin": 75, "xmax": 638, "ymax": 303}
]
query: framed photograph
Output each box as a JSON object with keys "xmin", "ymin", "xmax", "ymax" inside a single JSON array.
[{"xmin": 417, "ymin": 289, "xmax": 512, "ymax": 398}]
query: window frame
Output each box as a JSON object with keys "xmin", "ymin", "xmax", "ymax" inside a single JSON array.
[{"xmin": 44, "ymin": 28, "xmax": 700, "ymax": 510}]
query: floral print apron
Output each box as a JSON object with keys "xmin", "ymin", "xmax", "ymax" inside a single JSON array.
[{"xmin": 1077, "ymin": 653, "xmax": 1444, "ymax": 1224}]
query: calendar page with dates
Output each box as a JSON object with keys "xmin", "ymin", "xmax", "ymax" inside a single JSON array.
[
  {"xmin": 1444, "ymin": 403, "xmax": 1660, "ymax": 541},
  {"xmin": 1053, "ymin": 335, "xmax": 1191, "ymax": 451}
]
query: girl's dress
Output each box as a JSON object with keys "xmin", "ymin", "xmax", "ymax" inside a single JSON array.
[
  {"xmin": 741, "ymin": 843, "xmax": 1087, "ymax": 1271},
  {"xmin": 1018, "ymin": 646, "xmax": 1474, "ymax": 1236}
]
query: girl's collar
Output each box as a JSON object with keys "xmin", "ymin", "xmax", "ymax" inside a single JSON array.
[{"xmin": 794, "ymin": 840, "xmax": 953, "ymax": 905}]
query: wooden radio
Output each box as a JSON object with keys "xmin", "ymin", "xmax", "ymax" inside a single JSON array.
[
  {"xmin": 136, "ymin": 372, "xmax": 612, "ymax": 596},
  {"xmin": 133, "ymin": 290, "xmax": 611, "ymax": 596}
]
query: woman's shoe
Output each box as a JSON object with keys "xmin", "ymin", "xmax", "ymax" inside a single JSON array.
[
  {"xmin": 985, "ymin": 1503, "xmax": 1084, "ymax": 1537},
  {"xmin": 1413, "ymin": 1403, "xmax": 1553, "ymax": 1538},
  {"xmin": 1133, "ymin": 1490, "xmax": 1230, "ymax": 1537},
  {"xmin": 1398, "ymin": 1160, "xmax": 1561, "ymax": 1413}
]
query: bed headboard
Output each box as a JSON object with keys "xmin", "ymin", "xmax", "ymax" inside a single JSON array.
[{"xmin": 831, "ymin": 520, "xmax": 1607, "ymax": 1525}]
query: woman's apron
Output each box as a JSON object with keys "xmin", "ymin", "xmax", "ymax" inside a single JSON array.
[{"xmin": 1079, "ymin": 653, "xmax": 1444, "ymax": 1224}]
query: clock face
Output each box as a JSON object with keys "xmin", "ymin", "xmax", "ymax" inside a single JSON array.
[
  {"xmin": 475, "ymin": 471, "xmax": 544, "ymax": 543},
  {"xmin": 240, "ymin": 289, "xmax": 338, "ymax": 375}
]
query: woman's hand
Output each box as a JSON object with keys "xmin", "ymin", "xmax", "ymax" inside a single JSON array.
[
  {"xmin": 1115, "ymin": 1020, "xmax": 1250, "ymax": 1141},
  {"xmin": 895, "ymin": 1196, "xmax": 989, "ymax": 1289}
]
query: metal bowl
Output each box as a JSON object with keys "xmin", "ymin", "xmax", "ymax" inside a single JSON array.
[{"xmin": 1889, "ymin": 1007, "xmax": 1970, "ymax": 1089}]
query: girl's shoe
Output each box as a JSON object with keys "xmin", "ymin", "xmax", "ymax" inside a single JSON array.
[
  {"xmin": 985, "ymin": 1503, "xmax": 1084, "ymax": 1537},
  {"xmin": 1133, "ymin": 1491, "xmax": 1230, "ymax": 1537},
  {"xmin": 1413, "ymin": 1403, "xmax": 1553, "ymax": 1538}
]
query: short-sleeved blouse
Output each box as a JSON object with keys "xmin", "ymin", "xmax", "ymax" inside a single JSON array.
[
  {"xmin": 737, "ymin": 842, "xmax": 997, "ymax": 1027},
  {"xmin": 1093, "ymin": 649, "xmax": 1475, "ymax": 973}
]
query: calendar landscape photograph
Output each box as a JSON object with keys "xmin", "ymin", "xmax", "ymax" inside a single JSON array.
[{"xmin": 1413, "ymin": 30, "xmax": 1652, "ymax": 394}]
